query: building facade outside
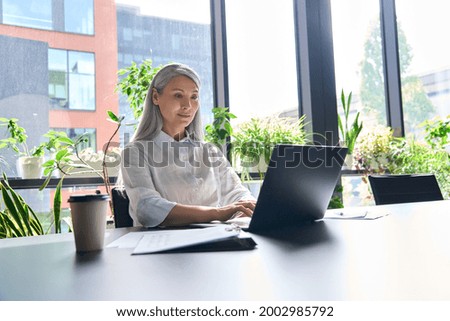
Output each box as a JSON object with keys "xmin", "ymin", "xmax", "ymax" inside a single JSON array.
[
  {"xmin": 116, "ymin": 4, "xmax": 213, "ymax": 144},
  {"xmin": 0, "ymin": 0, "xmax": 118, "ymax": 178}
]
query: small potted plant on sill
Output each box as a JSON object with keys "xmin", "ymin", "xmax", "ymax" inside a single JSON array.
[
  {"xmin": 0, "ymin": 118, "xmax": 48, "ymax": 179},
  {"xmin": 40, "ymin": 111, "xmax": 126, "ymax": 233}
]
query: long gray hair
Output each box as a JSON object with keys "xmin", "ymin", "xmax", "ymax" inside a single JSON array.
[{"xmin": 131, "ymin": 63, "xmax": 204, "ymax": 142}]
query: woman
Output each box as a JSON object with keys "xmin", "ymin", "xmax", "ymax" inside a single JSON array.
[{"xmin": 120, "ymin": 63, "xmax": 256, "ymax": 227}]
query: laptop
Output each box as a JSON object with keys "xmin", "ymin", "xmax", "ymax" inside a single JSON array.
[{"xmin": 232, "ymin": 144, "xmax": 348, "ymax": 233}]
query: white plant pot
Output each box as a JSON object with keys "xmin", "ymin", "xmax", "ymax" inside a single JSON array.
[{"xmin": 16, "ymin": 156, "xmax": 44, "ymax": 179}]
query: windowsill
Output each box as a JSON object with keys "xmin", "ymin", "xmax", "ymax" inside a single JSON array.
[
  {"xmin": 240, "ymin": 169, "xmax": 364, "ymax": 180},
  {"xmin": 1, "ymin": 176, "xmax": 117, "ymax": 189}
]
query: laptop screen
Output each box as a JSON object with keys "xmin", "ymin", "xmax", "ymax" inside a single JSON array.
[{"xmin": 248, "ymin": 144, "xmax": 347, "ymax": 232}]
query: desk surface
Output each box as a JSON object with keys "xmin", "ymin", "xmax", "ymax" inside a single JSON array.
[{"xmin": 1, "ymin": 200, "xmax": 449, "ymax": 301}]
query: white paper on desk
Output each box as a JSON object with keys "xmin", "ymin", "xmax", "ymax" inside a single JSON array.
[
  {"xmin": 132, "ymin": 226, "xmax": 240, "ymax": 255},
  {"xmin": 324, "ymin": 208, "xmax": 390, "ymax": 220},
  {"xmin": 107, "ymin": 232, "xmax": 146, "ymax": 249},
  {"xmin": 107, "ymin": 226, "xmax": 241, "ymax": 254}
]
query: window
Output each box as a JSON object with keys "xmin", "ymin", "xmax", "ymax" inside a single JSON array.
[
  {"xmin": 53, "ymin": 128, "xmax": 96, "ymax": 151},
  {"xmin": 396, "ymin": 0, "xmax": 450, "ymax": 137},
  {"xmin": 2, "ymin": 0, "xmax": 52, "ymax": 30},
  {"xmin": 225, "ymin": 0, "xmax": 298, "ymax": 122},
  {"xmin": 68, "ymin": 51, "xmax": 95, "ymax": 110},
  {"xmin": 49, "ymin": 49, "xmax": 68, "ymax": 108},
  {"xmin": 1, "ymin": 0, "xmax": 94, "ymax": 35},
  {"xmin": 64, "ymin": 0, "xmax": 94, "ymax": 35},
  {"xmin": 49, "ymin": 49, "xmax": 96, "ymax": 110},
  {"xmin": 115, "ymin": 0, "xmax": 213, "ymax": 142},
  {"xmin": 331, "ymin": 0, "xmax": 386, "ymax": 129},
  {"xmin": 331, "ymin": 0, "xmax": 386, "ymax": 207}
]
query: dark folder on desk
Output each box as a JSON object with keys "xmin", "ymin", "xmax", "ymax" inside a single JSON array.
[
  {"xmin": 161, "ymin": 234, "xmax": 257, "ymax": 253},
  {"xmin": 130, "ymin": 225, "xmax": 256, "ymax": 254}
]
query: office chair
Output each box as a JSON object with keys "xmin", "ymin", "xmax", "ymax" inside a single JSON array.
[
  {"xmin": 111, "ymin": 187, "xmax": 133, "ymax": 228},
  {"xmin": 368, "ymin": 174, "xmax": 444, "ymax": 205}
]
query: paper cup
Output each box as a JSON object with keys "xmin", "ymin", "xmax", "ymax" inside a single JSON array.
[{"xmin": 68, "ymin": 194, "xmax": 110, "ymax": 252}]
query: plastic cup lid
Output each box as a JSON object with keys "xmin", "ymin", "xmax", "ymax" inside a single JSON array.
[{"xmin": 68, "ymin": 194, "xmax": 110, "ymax": 202}]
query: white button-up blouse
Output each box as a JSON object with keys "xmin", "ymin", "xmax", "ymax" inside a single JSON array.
[{"xmin": 121, "ymin": 131, "xmax": 255, "ymax": 227}]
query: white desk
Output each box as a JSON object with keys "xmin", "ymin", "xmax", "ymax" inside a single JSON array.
[{"xmin": 1, "ymin": 200, "xmax": 449, "ymax": 300}]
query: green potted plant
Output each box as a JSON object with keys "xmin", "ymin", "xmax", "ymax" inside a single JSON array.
[
  {"xmin": 337, "ymin": 90, "xmax": 363, "ymax": 168},
  {"xmin": 40, "ymin": 111, "xmax": 126, "ymax": 232},
  {"xmin": 421, "ymin": 115, "xmax": 450, "ymax": 150},
  {"xmin": 0, "ymin": 118, "xmax": 47, "ymax": 178},
  {"xmin": 353, "ymin": 122, "xmax": 450, "ymax": 203},
  {"xmin": 353, "ymin": 125, "xmax": 395, "ymax": 177},
  {"xmin": 0, "ymin": 173, "xmax": 44, "ymax": 238},
  {"xmin": 388, "ymin": 137, "xmax": 450, "ymax": 199},
  {"xmin": 232, "ymin": 115, "xmax": 308, "ymax": 181},
  {"xmin": 204, "ymin": 106, "xmax": 236, "ymax": 154}
]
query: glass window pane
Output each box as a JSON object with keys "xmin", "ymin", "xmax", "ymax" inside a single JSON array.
[
  {"xmin": 67, "ymin": 51, "xmax": 95, "ymax": 110},
  {"xmin": 225, "ymin": 0, "xmax": 298, "ymax": 121},
  {"xmin": 48, "ymin": 49, "xmax": 68, "ymax": 109},
  {"xmin": 64, "ymin": 0, "xmax": 94, "ymax": 35},
  {"xmin": 69, "ymin": 73, "xmax": 95, "ymax": 110},
  {"xmin": 331, "ymin": 0, "xmax": 386, "ymax": 129},
  {"xmin": 53, "ymin": 127, "xmax": 96, "ymax": 151},
  {"xmin": 396, "ymin": 0, "xmax": 450, "ymax": 136},
  {"xmin": 48, "ymin": 49, "xmax": 96, "ymax": 110},
  {"xmin": 2, "ymin": 0, "xmax": 52, "ymax": 30},
  {"xmin": 331, "ymin": 0, "xmax": 386, "ymax": 207},
  {"xmin": 115, "ymin": 0, "xmax": 213, "ymax": 142},
  {"xmin": 69, "ymin": 51, "xmax": 95, "ymax": 75}
]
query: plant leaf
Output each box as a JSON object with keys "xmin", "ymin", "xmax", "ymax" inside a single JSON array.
[
  {"xmin": 107, "ymin": 110, "xmax": 119, "ymax": 123},
  {"xmin": 1, "ymin": 183, "xmax": 26, "ymax": 236},
  {"xmin": 53, "ymin": 178, "xmax": 63, "ymax": 234}
]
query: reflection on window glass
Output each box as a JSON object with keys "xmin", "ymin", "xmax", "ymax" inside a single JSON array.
[
  {"xmin": 64, "ymin": 0, "xmax": 94, "ymax": 35},
  {"xmin": 69, "ymin": 51, "xmax": 95, "ymax": 74},
  {"xmin": 331, "ymin": 0, "xmax": 386, "ymax": 129},
  {"xmin": 115, "ymin": 0, "xmax": 213, "ymax": 142},
  {"xmin": 53, "ymin": 127, "xmax": 96, "ymax": 151},
  {"xmin": 226, "ymin": 0, "xmax": 298, "ymax": 122},
  {"xmin": 49, "ymin": 49, "xmax": 68, "ymax": 109},
  {"xmin": 396, "ymin": 0, "xmax": 449, "ymax": 136},
  {"xmin": 48, "ymin": 49, "xmax": 95, "ymax": 110},
  {"xmin": 2, "ymin": 0, "xmax": 52, "ymax": 30},
  {"xmin": 69, "ymin": 74, "xmax": 95, "ymax": 110},
  {"xmin": 68, "ymin": 51, "xmax": 95, "ymax": 110}
]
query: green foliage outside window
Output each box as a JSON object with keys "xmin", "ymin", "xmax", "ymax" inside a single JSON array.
[
  {"xmin": 116, "ymin": 58, "xmax": 162, "ymax": 121},
  {"xmin": 360, "ymin": 21, "xmax": 435, "ymax": 132},
  {"xmin": 354, "ymin": 121, "xmax": 450, "ymax": 199},
  {"xmin": 422, "ymin": 115, "xmax": 450, "ymax": 149}
]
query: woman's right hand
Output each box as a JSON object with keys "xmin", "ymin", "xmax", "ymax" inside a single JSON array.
[
  {"xmin": 162, "ymin": 200, "xmax": 257, "ymax": 226},
  {"xmin": 214, "ymin": 200, "xmax": 256, "ymax": 222}
]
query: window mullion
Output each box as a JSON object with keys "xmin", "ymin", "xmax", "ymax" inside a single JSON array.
[{"xmin": 380, "ymin": 0, "xmax": 404, "ymax": 137}]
